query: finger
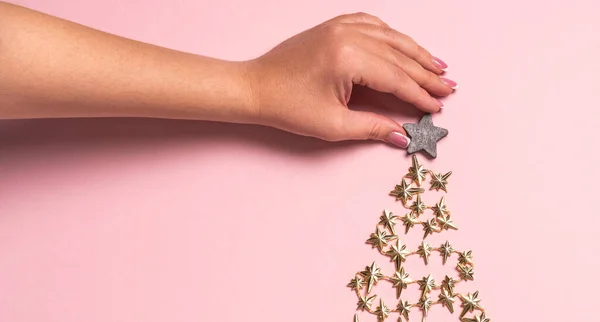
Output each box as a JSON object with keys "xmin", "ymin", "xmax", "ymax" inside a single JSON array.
[
  {"xmin": 363, "ymin": 38, "xmax": 455, "ymax": 97},
  {"xmin": 349, "ymin": 23, "xmax": 448, "ymax": 74},
  {"xmin": 350, "ymin": 46, "xmax": 443, "ymax": 113},
  {"xmin": 332, "ymin": 12, "xmax": 388, "ymax": 27},
  {"xmin": 338, "ymin": 108, "xmax": 412, "ymax": 148}
]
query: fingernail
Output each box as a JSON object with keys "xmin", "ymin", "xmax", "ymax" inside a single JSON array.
[
  {"xmin": 434, "ymin": 98, "xmax": 444, "ymax": 110},
  {"xmin": 386, "ymin": 132, "xmax": 411, "ymax": 148},
  {"xmin": 441, "ymin": 78, "xmax": 459, "ymax": 90},
  {"xmin": 432, "ymin": 56, "xmax": 448, "ymax": 71}
]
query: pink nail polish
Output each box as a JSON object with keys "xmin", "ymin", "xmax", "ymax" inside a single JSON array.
[
  {"xmin": 435, "ymin": 98, "xmax": 444, "ymax": 110},
  {"xmin": 441, "ymin": 78, "xmax": 459, "ymax": 90},
  {"xmin": 432, "ymin": 56, "xmax": 448, "ymax": 71},
  {"xmin": 386, "ymin": 132, "xmax": 411, "ymax": 148}
]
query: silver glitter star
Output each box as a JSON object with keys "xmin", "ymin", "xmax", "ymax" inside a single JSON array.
[{"xmin": 402, "ymin": 113, "xmax": 448, "ymax": 158}]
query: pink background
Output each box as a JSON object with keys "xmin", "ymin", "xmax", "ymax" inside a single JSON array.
[{"xmin": 1, "ymin": 0, "xmax": 600, "ymax": 321}]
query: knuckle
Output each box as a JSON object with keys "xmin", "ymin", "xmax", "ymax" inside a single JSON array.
[
  {"xmin": 368, "ymin": 122, "xmax": 382, "ymax": 140},
  {"xmin": 416, "ymin": 45, "xmax": 431, "ymax": 60}
]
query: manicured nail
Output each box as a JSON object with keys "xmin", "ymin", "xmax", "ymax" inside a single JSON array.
[
  {"xmin": 386, "ymin": 132, "xmax": 411, "ymax": 148},
  {"xmin": 432, "ymin": 56, "xmax": 448, "ymax": 71},
  {"xmin": 441, "ymin": 78, "xmax": 459, "ymax": 90}
]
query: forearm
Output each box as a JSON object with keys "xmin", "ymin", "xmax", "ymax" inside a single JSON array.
[{"xmin": 0, "ymin": 2, "xmax": 256, "ymax": 122}]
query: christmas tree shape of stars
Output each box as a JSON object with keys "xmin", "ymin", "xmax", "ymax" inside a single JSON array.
[{"xmin": 347, "ymin": 155, "xmax": 490, "ymax": 322}]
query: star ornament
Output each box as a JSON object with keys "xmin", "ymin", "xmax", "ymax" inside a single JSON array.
[
  {"xmin": 347, "ymin": 276, "xmax": 364, "ymax": 291},
  {"xmin": 390, "ymin": 179, "xmax": 424, "ymax": 205},
  {"xmin": 459, "ymin": 291, "xmax": 483, "ymax": 318},
  {"xmin": 457, "ymin": 263, "xmax": 475, "ymax": 281},
  {"xmin": 406, "ymin": 155, "xmax": 429, "ymax": 186},
  {"xmin": 379, "ymin": 209, "xmax": 398, "ymax": 235},
  {"xmin": 402, "ymin": 113, "xmax": 448, "ymax": 158},
  {"xmin": 441, "ymin": 275, "xmax": 457, "ymax": 295},
  {"xmin": 438, "ymin": 288, "xmax": 455, "ymax": 313},
  {"xmin": 438, "ymin": 241, "xmax": 454, "ymax": 265},
  {"xmin": 374, "ymin": 299, "xmax": 391, "ymax": 321},
  {"xmin": 431, "ymin": 196, "xmax": 450, "ymax": 217},
  {"xmin": 461, "ymin": 312, "xmax": 490, "ymax": 322},
  {"xmin": 397, "ymin": 299, "xmax": 412, "ymax": 321},
  {"xmin": 416, "ymin": 241, "xmax": 433, "ymax": 265},
  {"xmin": 366, "ymin": 227, "xmax": 396, "ymax": 251},
  {"xmin": 385, "ymin": 239, "xmax": 410, "ymax": 270},
  {"xmin": 388, "ymin": 267, "xmax": 412, "ymax": 298},
  {"xmin": 416, "ymin": 274, "xmax": 436, "ymax": 299},
  {"xmin": 360, "ymin": 262, "xmax": 384, "ymax": 293},
  {"xmin": 409, "ymin": 194, "xmax": 427, "ymax": 216},
  {"xmin": 357, "ymin": 294, "xmax": 376, "ymax": 311},
  {"xmin": 417, "ymin": 297, "xmax": 433, "ymax": 317},
  {"xmin": 421, "ymin": 218, "xmax": 440, "ymax": 239},
  {"xmin": 401, "ymin": 212, "xmax": 420, "ymax": 234},
  {"xmin": 430, "ymin": 171, "xmax": 452, "ymax": 192}
]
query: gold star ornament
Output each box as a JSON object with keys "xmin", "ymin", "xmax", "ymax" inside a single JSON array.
[
  {"xmin": 396, "ymin": 299, "xmax": 412, "ymax": 321},
  {"xmin": 385, "ymin": 239, "xmax": 410, "ymax": 270},
  {"xmin": 416, "ymin": 274, "xmax": 436, "ymax": 299},
  {"xmin": 357, "ymin": 294, "xmax": 376, "ymax": 311},
  {"xmin": 438, "ymin": 241, "xmax": 454, "ymax": 265},
  {"xmin": 388, "ymin": 267, "xmax": 412, "ymax": 298},
  {"xmin": 416, "ymin": 241, "xmax": 433, "ymax": 265},
  {"xmin": 347, "ymin": 276, "xmax": 364, "ymax": 291},
  {"xmin": 401, "ymin": 212, "xmax": 419, "ymax": 234},
  {"xmin": 360, "ymin": 262, "xmax": 384, "ymax": 293},
  {"xmin": 406, "ymin": 155, "xmax": 429, "ymax": 186},
  {"xmin": 366, "ymin": 227, "xmax": 396, "ymax": 251},
  {"xmin": 438, "ymin": 288, "xmax": 455, "ymax": 313},
  {"xmin": 430, "ymin": 171, "xmax": 452, "ymax": 192},
  {"xmin": 379, "ymin": 209, "xmax": 398, "ymax": 235},
  {"xmin": 461, "ymin": 312, "xmax": 490, "ymax": 322},
  {"xmin": 459, "ymin": 291, "xmax": 482, "ymax": 318},
  {"xmin": 390, "ymin": 179, "xmax": 424, "ymax": 205},
  {"xmin": 374, "ymin": 299, "xmax": 391, "ymax": 321},
  {"xmin": 431, "ymin": 196, "xmax": 450, "ymax": 217}
]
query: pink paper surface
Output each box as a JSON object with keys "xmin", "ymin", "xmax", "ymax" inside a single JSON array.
[{"xmin": 1, "ymin": 0, "xmax": 600, "ymax": 321}]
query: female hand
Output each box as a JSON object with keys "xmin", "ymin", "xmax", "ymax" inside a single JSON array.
[{"xmin": 245, "ymin": 12, "xmax": 457, "ymax": 148}]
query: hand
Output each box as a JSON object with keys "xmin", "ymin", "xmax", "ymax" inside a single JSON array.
[{"xmin": 245, "ymin": 12, "xmax": 457, "ymax": 148}]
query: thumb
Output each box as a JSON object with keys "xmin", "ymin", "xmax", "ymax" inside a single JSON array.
[{"xmin": 340, "ymin": 109, "xmax": 411, "ymax": 148}]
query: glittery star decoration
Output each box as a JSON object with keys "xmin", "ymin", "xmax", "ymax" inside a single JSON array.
[
  {"xmin": 406, "ymin": 155, "xmax": 429, "ymax": 186},
  {"xmin": 459, "ymin": 291, "xmax": 482, "ymax": 318},
  {"xmin": 385, "ymin": 239, "xmax": 410, "ymax": 270},
  {"xmin": 374, "ymin": 299, "xmax": 391, "ymax": 321},
  {"xmin": 379, "ymin": 209, "xmax": 399, "ymax": 235},
  {"xmin": 397, "ymin": 300, "xmax": 412, "ymax": 321},
  {"xmin": 416, "ymin": 274, "xmax": 436, "ymax": 299},
  {"xmin": 417, "ymin": 297, "xmax": 433, "ymax": 317},
  {"xmin": 438, "ymin": 288, "xmax": 456, "ymax": 313},
  {"xmin": 347, "ymin": 276, "xmax": 364, "ymax": 291},
  {"xmin": 390, "ymin": 179, "xmax": 424, "ymax": 205},
  {"xmin": 416, "ymin": 241, "xmax": 433, "ymax": 265},
  {"xmin": 430, "ymin": 171, "xmax": 452, "ymax": 192},
  {"xmin": 367, "ymin": 227, "xmax": 396, "ymax": 251},
  {"xmin": 421, "ymin": 218, "xmax": 440, "ymax": 239},
  {"xmin": 357, "ymin": 294, "xmax": 376, "ymax": 311},
  {"xmin": 360, "ymin": 262, "xmax": 384, "ymax": 293},
  {"xmin": 409, "ymin": 194, "xmax": 427, "ymax": 216},
  {"xmin": 388, "ymin": 267, "xmax": 412, "ymax": 298},
  {"xmin": 438, "ymin": 241, "xmax": 454, "ymax": 265},
  {"xmin": 402, "ymin": 113, "xmax": 448, "ymax": 158},
  {"xmin": 461, "ymin": 312, "xmax": 490, "ymax": 322},
  {"xmin": 401, "ymin": 212, "xmax": 420, "ymax": 234},
  {"xmin": 431, "ymin": 196, "xmax": 450, "ymax": 217}
]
